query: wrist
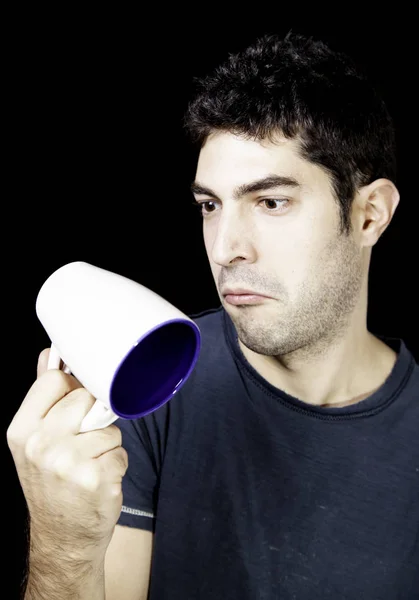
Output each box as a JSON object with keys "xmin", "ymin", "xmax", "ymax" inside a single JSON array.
[
  {"xmin": 25, "ymin": 551, "xmax": 105, "ymax": 600},
  {"xmin": 29, "ymin": 523, "xmax": 110, "ymax": 564}
]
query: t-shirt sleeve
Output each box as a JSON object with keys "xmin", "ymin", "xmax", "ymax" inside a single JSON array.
[{"xmin": 115, "ymin": 409, "xmax": 166, "ymax": 533}]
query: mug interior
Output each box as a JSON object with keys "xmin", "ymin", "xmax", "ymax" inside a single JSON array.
[{"xmin": 110, "ymin": 319, "xmax": 200, "ymax": 419}]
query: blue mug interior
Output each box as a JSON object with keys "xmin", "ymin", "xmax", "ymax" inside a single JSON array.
[{"xmin": 110, "ymin": 319, "xmax": 200, "ymax": 419}]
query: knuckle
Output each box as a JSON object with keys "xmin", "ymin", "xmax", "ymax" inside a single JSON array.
[
  {"xmin": 48, "ymin": 448, "xmax": 77, "ymax": 479},
  {"xmin": 25, "ymin": 431, "xmax": 69, "ymax": 474},
  {"xmin": 58, "ymin": 387, "xmax": 95, "ymax": 412},
  {"xmin": 42, "ymin": 368, "xmax": 69, "ymax": 390},
  {"xmin": 73, "ymin": 387, "xmax": 96, "ymax": 407},
  {"xmin": 6, "ymin": 421, "xmax": 20, "ymax": 450},
  {"xmin": 98, "ymin": 445, "xmax": 128, "ymax": 476},
  {"xmin": 24, "ymin": 430, "xmax": 46, "ymax": 464},
  {"xmin": 74, "ymin": 462, "xmax": 101, "ymax": 492},
  {"xmin": 29, "ymin": 437, "xmax": 95, "ymax": 489}
]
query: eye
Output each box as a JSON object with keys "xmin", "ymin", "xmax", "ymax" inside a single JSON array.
[
  {"xmin": 192, "ymin": 200, "xmax": 218, "ymax": 215},
  {"xmin": 260, "ymin": 198, "xmax": 289, "ymax": 211},
  {"xmin": 192, "ymin": 197, "xmax": 290, "ymax": 216}
]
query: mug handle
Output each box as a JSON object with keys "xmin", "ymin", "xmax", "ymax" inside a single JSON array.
[{"xmin": 47, "ymin": 343, "xmax": 119, "ymax": 433}]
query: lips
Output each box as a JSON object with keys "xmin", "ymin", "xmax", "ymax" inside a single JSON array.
[
  {"xmin": 222, "ymin": 287, "xmax": 273, "ymax": 306},
  {"xmin": 222, "ymin": 288, "xmax": 266, "ymax": 297}
]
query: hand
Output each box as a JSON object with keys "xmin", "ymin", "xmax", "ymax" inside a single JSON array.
[{"xmin": 7, "ymin": 348, "xmax": 129, "ymax": 559}]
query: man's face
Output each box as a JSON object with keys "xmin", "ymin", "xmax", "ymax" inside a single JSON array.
[{"xmin": 192, "ymin": 132, "xmax": 366, "ymax": 357}]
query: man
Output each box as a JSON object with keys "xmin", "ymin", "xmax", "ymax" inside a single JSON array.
[{"xmin": 8, "ymin": 32, "xmax": 418, "ymax": 599}]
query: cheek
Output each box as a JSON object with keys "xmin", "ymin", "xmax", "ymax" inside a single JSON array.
[
  {"xmin": 259, "ymin": 221, "xmax": 317, "ymax": 263},
  {"xmin": 264, "ymin": 227, "xmax": 327, "ymax": 291}
]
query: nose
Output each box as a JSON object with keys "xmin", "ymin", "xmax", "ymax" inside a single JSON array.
[{"xmin": 209, "ymin": 207, "xmax": 256, "ymax": 267}]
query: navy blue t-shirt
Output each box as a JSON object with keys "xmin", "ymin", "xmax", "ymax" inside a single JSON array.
[{"xmin": 116, "ymin": 306, "xmax": 419, "ymax": 599}]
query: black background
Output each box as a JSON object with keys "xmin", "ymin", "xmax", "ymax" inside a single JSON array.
[{"xmin": 5, "ymin": 10, "xmax": 418, "ymax": 597}]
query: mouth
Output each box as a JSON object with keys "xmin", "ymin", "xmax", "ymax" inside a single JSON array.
[{"xmin": 222, "ymin": 291, "xmax": 272, "ymax": 306}]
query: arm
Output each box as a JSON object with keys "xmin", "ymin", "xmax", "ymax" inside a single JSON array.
[
  {"xmin": 24, "ymin": 543, "xmax": 105, "ymax": 600},
  {"xmin": 7, "ymin": 350, "xmax": 128, "ymax": 600},
  {"xmin": 23, "ymin": 525, "xmax": 153, "ymax": 600},
  {"xmin": 105, "ymin": 525, "xmax": 153, "ymax": 600}
]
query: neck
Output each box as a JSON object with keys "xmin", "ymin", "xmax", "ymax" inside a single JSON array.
[{"xmin": 238, "ymin": 320, "xmax": 397, "ymax": 409}]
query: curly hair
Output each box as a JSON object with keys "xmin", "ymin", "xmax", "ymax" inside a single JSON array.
[{"xmin": 184, "ymin": 32, "xmax": 397, "ymax": 235}]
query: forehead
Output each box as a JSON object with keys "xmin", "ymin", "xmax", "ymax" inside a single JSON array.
[{"xmin": 196, "ymin": 132, "xmax": 329, "ymax": 192}]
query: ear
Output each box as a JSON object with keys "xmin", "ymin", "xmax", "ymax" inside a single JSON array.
[{"xmin": 355, "ymin": 178, "xmax": 400, "ymax": 247}]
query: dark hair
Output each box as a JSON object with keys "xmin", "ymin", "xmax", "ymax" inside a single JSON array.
[{"xmin": 184, "ymin": 32, "xmax": 397, "ymax": 235}]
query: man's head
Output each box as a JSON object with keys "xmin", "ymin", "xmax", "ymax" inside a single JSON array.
[{"xmin": 184, "ymin": 33, "xmax": 399, "ymax": 357}]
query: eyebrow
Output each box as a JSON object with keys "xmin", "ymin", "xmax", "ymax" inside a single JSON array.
[{"xmin": 190, "ymin": 174, "xmax": 301, "ymax": 200}]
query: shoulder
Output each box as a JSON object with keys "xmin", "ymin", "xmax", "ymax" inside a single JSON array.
[
  {"xmin": 406, "ymin": 351, "xmax": 419, "ymax": 398},
  {"xmin": 390, "ymin": 339, "xmax": 419, "ymax": 428}
]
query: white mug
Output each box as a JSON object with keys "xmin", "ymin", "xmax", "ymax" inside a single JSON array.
[{"xmin": 35, "ymin": 261, "xmax": 201, "ymax": 432}]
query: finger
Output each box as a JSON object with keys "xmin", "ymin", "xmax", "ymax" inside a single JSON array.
[
  {"xmin": 37, "ymin": 348, "xmax": 83, "ymax": 384},
  {"xmin": 7, "ymin": 370, "xmax": 83, "ymax": 452},
  {"xmin": 59, "ymin": 447, "xmax": 128, "ymax": 495},
  {"xmin": 17, "ymin": 370, "xmax": 82, "ymax": 427},
  {"xmin": 75, "ymin": 425, "xmax": 123, "ymax": 459},
  {"xmin": 41, "ymin": 387, "xmax": 96, "ymax": 436},
  {"xmin": 97, "ymin": 446, "xmax": 129, "ymax": 484},
  {"xmin": 37, "ymin": 348, "xmax": 52, "ymax": 379},
  {"xmin": 25, "ymin": 426, "xmax": 122, "ymax": 477}
]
